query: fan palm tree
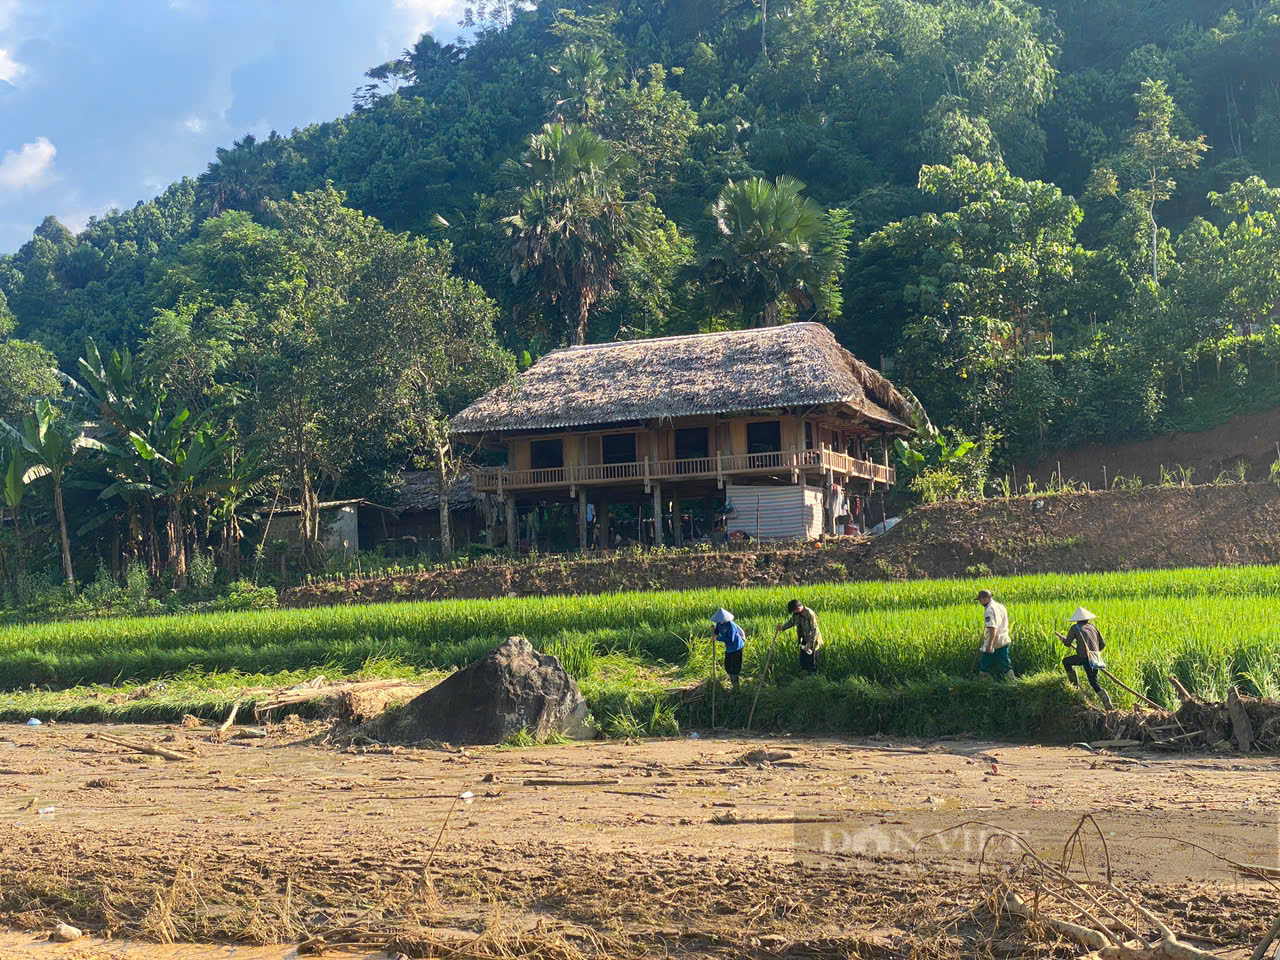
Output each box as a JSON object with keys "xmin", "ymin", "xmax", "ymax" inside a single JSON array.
[
  {"xmin": 545, "ymin": 44, "xmax": 621, "ymax": 122},
  {"xmin": 501, "ymin": 123, "xmax": 651, "ymax": 345},
  {"xmin": 700, "ymin": 175, "xmax": 850, "ymax": 326}
]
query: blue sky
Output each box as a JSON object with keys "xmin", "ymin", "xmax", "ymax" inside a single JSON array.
[{"xmin": 0, "ymin": 0, "xmax": 467, "ymax": 253}]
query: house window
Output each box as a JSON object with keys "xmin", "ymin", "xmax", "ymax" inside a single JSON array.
[
  {"xmin": 746, "ymin": 420, "xmax": 782, "ymax": 454},
  {"xmin": 530, "ymin": 439, "xmax": 563, "ymax": 470},
  {"xmin": 675, "ymin": 427, "xmax": 709, "ymax": 461},
  {"xmin": 602, "ymin": 432, "xmax": 637, "ymax": 465}
]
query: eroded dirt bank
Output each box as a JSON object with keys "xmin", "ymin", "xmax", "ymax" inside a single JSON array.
[
  {"xmin": 282, "ymin": 483, "xmax": 1280, "ymax": 607},
  {"xmin": 2, "ymin": 722, "xmax": 1278, "ymax": 958}
]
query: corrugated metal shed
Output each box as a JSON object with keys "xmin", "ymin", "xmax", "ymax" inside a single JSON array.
[{"xmin": 724, "ymin": 484, "xmax": 824, "ymax": 541}]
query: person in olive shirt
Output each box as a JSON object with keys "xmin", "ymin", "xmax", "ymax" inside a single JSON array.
[
  {"xmin": 1056, "ymin": 606, "xmax": 1114, "ymax": 710},
  {"xmin": 776, "ymin": 599, "xmax": 823, "ymax": 675}
]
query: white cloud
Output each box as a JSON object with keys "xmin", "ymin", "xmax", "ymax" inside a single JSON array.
[
  {"xmin": 392, "ymin": 0, "xmax": 465, "ymax": 42},
  {"xmin": 182, "ymin": 113, "xmax": 205, "ymax": 134},
  {"xmin": 0, "ymin": 46, "xmax": 22, "ymax": 85},
  {"xmin": 0, "ymin": 136, "xmax": 54, "ymax": 191}
]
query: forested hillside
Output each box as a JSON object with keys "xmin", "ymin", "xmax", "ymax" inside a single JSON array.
[{"xmin": 0, "ymin": 0, "xmax": 1278, "ymax": 592}]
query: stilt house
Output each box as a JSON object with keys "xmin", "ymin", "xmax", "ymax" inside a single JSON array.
[{"xmin": 449, "ymin": 323, "xmax": 914, "ymax": 549}]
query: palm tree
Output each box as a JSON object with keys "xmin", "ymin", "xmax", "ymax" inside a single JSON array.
[
  {"xmin": 196, "ymin": 134, "xmax": 279, "ymax": 216},
  {"xmin": 700, "ymin": 176, "xmax": 851, "ymax": 326},
  {"xmin": 545, "ymin": 44, "xmax": 620, "ymax": 122},
  {"xmin": 0, "ymin": 400, "xmax": 113, "ymax": 594},
  {"xmin": 501, "ymin": 123, "xmax": 651, "ymax": 345}
]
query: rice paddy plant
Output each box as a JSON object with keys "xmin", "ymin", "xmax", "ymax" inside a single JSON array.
[{"xmin": 2, "ymin": 564, "xmax": 1279, "ymax": 725}]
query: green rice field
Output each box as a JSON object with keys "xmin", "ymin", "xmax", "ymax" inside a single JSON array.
[{"xmin": 2, "ymin": 565, "xmax": 1277, "ymax": 738}]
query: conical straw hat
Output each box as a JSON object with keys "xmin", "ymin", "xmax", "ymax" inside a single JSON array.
[
  {"xmin": 1067, "ymin": 607, "xmax": 1097, "ymax": 622},
  {"xmin": 710, "ymin": 608, "xmax": 734, "ymax": 624}
]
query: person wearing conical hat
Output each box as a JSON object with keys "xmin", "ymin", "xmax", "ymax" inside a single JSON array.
[
  {"xmin": 1056, "ymin": 607, "xmax": 1114, "ymax": 710},
  {"xmin": 710, "ymin": 608, "xmax": 745, "ymax": 692}
]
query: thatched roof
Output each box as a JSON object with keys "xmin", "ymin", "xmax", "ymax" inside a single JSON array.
[
  {"xmin": 450, "ymin": 323, "xmax": 912, "ymax": 435},
  {"xmin": 393, "ymin": 472, "xmax": 480, "ymax": 513}
]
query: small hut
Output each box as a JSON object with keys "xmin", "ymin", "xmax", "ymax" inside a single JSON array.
[{"xmin": 373, "ymin": 472, "xmax": 492, "ymax": 557}]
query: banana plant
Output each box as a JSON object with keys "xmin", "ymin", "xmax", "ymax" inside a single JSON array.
[
  {"xmin": 0, "ymin": 400, "xmax": 115, "ymax": 594},
  {"xmin": 80, "ymin": 339, "xmax": 168, "ymax": 575},
  {"xmin": 129, "ymin": 411, "xmax": 233, "ymax": 588},
  {"xmin": 1, "ymin": 445, "xmax": 29, "ymax": 584},
  {"xmin": 891, "ymin": 385, "xmax": 975, "ymax": 486}
]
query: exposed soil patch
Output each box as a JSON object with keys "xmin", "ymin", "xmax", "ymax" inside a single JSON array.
[
  {"xmin": 2, "ymin": 723, "xmax": 1278, "ymax": 958},
  {"xmin": 862, "ymin": 481, "xmax": 1280, "ymax": 580},
  {"xmin": 283, "ymin": 540, "xmax": 872, "ymax": 607},
  {"xmin": 1022, "ymin": 404, "xmax": 1280, "ymax": 488},
  {"xmin": 283, "ymin": 484, "xmax": 1280, "ymax": 607}
]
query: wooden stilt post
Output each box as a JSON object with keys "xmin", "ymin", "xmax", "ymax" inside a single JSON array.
[
  {"xmin": 652, "ymin": 481, "xmax": 663, "ymax": 548},
  {"xmin": 673, "ymin": 494, "xmax": 683, "ymax": 547},
  {"xmin": 598, "ymin": 497, "xmax": 610, "ymax": 550},
  {"xmin": 505, "ymin": 496, "xmax": 516, "ymax": 551},
  {"xmin": 578, "ymin": 488, "xmax": 588, "ymax": 553}
]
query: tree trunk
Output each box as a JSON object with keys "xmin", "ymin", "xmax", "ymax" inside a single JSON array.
[
  {"xmin": 1149, "ymin": 187, "xmax": 1159, "ymax": 283},
  {"xmin": 54, "ymin": 480, "xmax": 75, "ymax": 594},
  {"xmin": 142, "ymin": 495, "xmax": 159, "ymax": 578},
  {"xmin": 436, "ymin": 443, "xmax": 453, "ymax": 560},
  {"xmin": 167, "ymin": 493, "xmax": 187, "ymax": 588},
  {"xmin": 763, "ymin": 300, "xmax": 781, "ymax": 326},
  {"xmin": 12, "ymin": 504, "xmax": 24, "ymax": 586},
  {"xmin": 572, "ymin": 289, "xmax": 592, "ymax": 346},
  {"xmin": 760, "ymin": 0, "xmax": 768, "ymax": 56},
  {"xmin": 227, "ymin": 513, "xmax": 242, "ymax": 577},
  {"xmin": 127, "ymin": 499, "xmax": 138, "ymax": 564}
]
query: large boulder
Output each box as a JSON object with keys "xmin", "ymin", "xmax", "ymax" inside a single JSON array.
[{"xmin": 382, "ymin": 637, "xmax": 595, "ymax": 745}]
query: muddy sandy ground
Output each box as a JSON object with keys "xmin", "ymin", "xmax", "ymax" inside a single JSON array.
[{"xmin": 2, "ymin": 721, "xmax": 1278, "ymax": 958}]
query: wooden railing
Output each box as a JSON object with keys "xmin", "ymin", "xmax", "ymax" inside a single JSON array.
[{"xmin": 474, "ymin": 449, "xmax": 895, "ymax": 493}]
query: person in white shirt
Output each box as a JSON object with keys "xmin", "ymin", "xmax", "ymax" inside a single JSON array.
[{"xmin": 976, "ymin": 588, "xmax": 1013, "ymax": 679}]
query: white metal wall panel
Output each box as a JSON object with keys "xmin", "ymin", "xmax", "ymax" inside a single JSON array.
[{"xmin": 725, "ymin": 484, "xmax": 824, "ymax": 541}]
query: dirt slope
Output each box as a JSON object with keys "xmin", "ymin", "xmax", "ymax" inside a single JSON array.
[
  {"xmin": 284, "ymin": 483, "xmax": 1280, "ymax": 606},
  {"xmin": 863, "ymin": 482, "xmax": 1280, "ymax": 579},
  {"xmin": 1022, "ymin": 404, "xmax": 1280, "ymax": 488}
]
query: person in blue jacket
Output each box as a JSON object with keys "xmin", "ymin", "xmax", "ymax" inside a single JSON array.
[{"xmin": 710, "ymin": 608, "xmax": 745, "ymax": 691}]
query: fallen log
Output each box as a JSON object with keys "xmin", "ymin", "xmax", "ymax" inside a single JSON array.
[
  {"xmin": 91, "ymin": 733, "xmax": 193, "ymax": 762},
  {"xmin": 522, "ymin": 778, "xmax": 620, "ymax": 787},
  {"xmin": 217, "ymin": 700, "xmax": 241, "ymax": 734},
  {"xmin": 1168, "ymin": 675, "xmax": 1196, "ymax": 703},
  {"xmin": 252, "ymin": 678, "xmax": 420, "ymax": 720}
]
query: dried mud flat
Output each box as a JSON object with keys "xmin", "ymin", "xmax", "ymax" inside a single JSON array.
[{"xmin": 2, "ymin": 721, "xmax": 1278, "ymax": 959}]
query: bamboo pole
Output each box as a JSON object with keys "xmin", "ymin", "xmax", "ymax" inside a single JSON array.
[
  {"xmin": 747, "ymin": 627, "xmax": 783, "ymax": 732},
  {"xmin": 710, "ymin": 629, "xmax": 717, "ymax": 730}
]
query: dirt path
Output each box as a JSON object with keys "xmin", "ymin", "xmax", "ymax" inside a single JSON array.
[{"xmin": 2, "ymin": 721, "xmax": 1278, "ymax": 958}]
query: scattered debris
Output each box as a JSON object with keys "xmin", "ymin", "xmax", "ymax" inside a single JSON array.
[
  {"xmin": 51, "ymin": 922, "xmax": 81, "ymax": 942},
  {"xmin": 217, "ymin": 700, "xmax": 241, "ymax": 735},
  {"xmin": 253, "ymin": 678, "xmax": 421, "ymax": 723},
  {"xmin": 25, "ymin": 718, "xmax": 40, "ymax": 727},
  {"xmin": 1087, "ymin": 688, "xmax": 1280, "ymax": 752},
  {"xmin": 736, "ymin": 748, "xmax": 793, "ymax": 766},
  {"xmin": 180, "ymin": 714, "xmax": 203, "ymax": 728},
  {"xmin": 90, "ymin": 732, "xmax": 194, "ymax": 761}
]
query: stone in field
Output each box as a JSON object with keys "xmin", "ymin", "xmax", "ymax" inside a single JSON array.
[{"xmin": 379, "ymin": 637, "xmax": 595, "ymax": 745}]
